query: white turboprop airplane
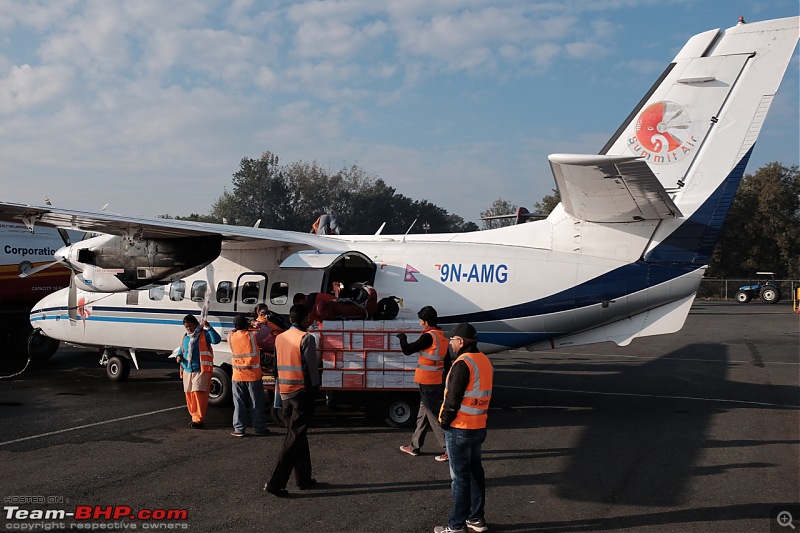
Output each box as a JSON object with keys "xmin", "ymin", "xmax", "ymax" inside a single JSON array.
[{"xmin": 0, "ymin": 17, "xmax": 797, "ymax": 405}]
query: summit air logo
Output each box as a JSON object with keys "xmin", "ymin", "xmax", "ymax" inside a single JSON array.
[{"xmin": 628, "ymin": 101, "xmax": 697, "ymax": 164}]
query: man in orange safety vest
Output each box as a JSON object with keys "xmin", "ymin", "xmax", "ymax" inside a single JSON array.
[
  {"xmin": 435, "ymin": 323, "xmax": 493, "ymax": 533},
  {"xmin": 264, "ymin": 304, "xmax": 320, "ymax": 498},
  {"xmin": 228, "ymin": 314, "xmax": 269, "ymax": 437}
]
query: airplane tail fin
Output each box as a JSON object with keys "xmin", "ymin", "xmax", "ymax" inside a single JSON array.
[{"xmin": 580, "ymin": 17, "xmax": 798, "ymax": 265}]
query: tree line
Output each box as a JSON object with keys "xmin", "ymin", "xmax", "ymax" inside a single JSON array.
[
  {"xmin": 165, "ymin": 151, "xmax": 477, "ymax": 234},
  {"xmin": 166, "ymin": 152, "xmax": 799, "ymax": 279}
]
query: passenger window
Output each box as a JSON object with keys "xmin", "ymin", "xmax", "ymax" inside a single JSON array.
[
  {"xmin": 190, "ymin": 281, "xmax": 207, "ymax": 302},
  {"xmin": 216, "ymin": 281, "xmax": 233, "ymax": 304},
  {"xmin": 149, "ymin": 286, "xmax": 165, "ymax": 301},
  {"xmin": 126, "ymin": 291, "xmax": 139, "ymax": 305},
  {"xmin": 270, "ymin": 282, "xmax": 289, "ymax": 306},
  {"xmin": 169, "ymin": 280, "xmax": 186, "ymax": 301},
  {"xmin": 241, "ymin": 281, "xmax": 260, "ymax": 305}
]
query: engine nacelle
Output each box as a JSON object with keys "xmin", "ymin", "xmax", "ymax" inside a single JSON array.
[{"xmin": 63, "ymin": 234, "xmax": 222, "ymax": 292}]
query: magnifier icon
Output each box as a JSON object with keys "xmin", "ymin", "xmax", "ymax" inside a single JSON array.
[{"xmin": 778, "ymin": 511, "xmax": 795, "ymax": 529}]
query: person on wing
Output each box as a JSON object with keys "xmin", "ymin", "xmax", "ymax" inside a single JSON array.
[
  {"xmin": 396, "ymin": 305, "xmax": 449, "ymax": 461},
  {"xmin": 310, "ymin": 211, "xmax": 341, "ymax": 235},
  {"xmin": 264, "ymin": 304, "xmax": 321, "ymax": 498},
  {"xmin": 435, "ymin": 323, "xmax": 493, "ymax": 533},
  {"xmin": 228, "ymin": 314, "xmax": 269, "ymax": 437},
  {"xmin": 174, "ymin": 315, "xmax": 221, "ymax": 429}
]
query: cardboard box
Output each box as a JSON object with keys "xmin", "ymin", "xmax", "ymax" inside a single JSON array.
[
  {"xmin": 321, "ymin": 334, "xmax": 344, "ymax": 350},
  {"xmin": 383, "ymin": 371, "xmax": 404, "ymax": 388},
  {"xmin": 362, "ymin": 320, "xmax": 384, "ymax": 331},
  {"xmin": 322, "ymin": 351, "xmax": 338, "ymax": 369},
  {"xmin": 363, "ymin": 333, "xmax": 386, "ymax": 350},
  {"xmin": 321, "ymin": 370, "xmax": 342, "ymax": 388},
  {"xmin": 366, "ymin": 371, "xmax": 384, "ymax": 388},
  {"xmin": 383, "ymin": 353, "xmax": 405, "ymax": 369},
  {"xmin": 403, "ymin": 372, "xmax": 418, "ymax": 389},
  {"xmin": 403, "ymin": 355, "xmax": 417, "ymax": 370},
  {"xmin": 320, "ymin": 320, "xmax": 344, "ymax": 330},
  {"xmin": 342, "ymin": 351, "xmax": 364, "ymax": 369},
  {"xmin": 342, "ymin": 372, "xmax": 364, "ymax": 388},
  {"xmin": 366, "ymin": 352, "xmax": 384, "ymax": 369},
  {"xmin": 351, "ymin": 332, "xmax": 364, "ymax": 349}
]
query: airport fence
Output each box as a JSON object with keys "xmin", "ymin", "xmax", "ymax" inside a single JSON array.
[{"xmin": 697, "ymin": 278, "xmax": 800, "ymax": 301}]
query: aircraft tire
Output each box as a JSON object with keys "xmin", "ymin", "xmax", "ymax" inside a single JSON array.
[
  {"xmin": 209, "ymin": 365, "xmax": 232, "ymax": 407},
  {"xmin": 28, "ymin": 329, "xmax": 60, "ymax": 363},
  {"xmin": 106, "ymin": 355, "xmax": 130, "ymax": 381}
]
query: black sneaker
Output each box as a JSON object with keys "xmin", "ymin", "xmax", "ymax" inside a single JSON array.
[
  {"xmin": 263, "ymin": 484, "xmax": 289, "ymax": 498},
  {"xmin": 189, "ymin": 421, "xmax": 204, "ymax": 429},
  {"xmin": 297, "ymin": 478, "xmax": 318, "ymax": 490}
]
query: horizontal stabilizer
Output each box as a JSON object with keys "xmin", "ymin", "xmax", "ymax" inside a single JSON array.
[
  {"xmin": 549, "ymin": 154, "xmax": 683, "ymax": 223},
  {"xmin": 526, "ymin": 293, "xmax": 696, "ymax": 350}
]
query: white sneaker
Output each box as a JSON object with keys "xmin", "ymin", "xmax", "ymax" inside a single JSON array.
[
  {"xmin": 466, "ymin": 518, "xmax": 488, "ymax": 532},
  {"xmin": 433, "ymin": 526, "xmax": 466, "ymax": 533}
]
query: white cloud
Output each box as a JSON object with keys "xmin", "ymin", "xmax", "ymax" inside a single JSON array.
[{"xmin": 0, "ymin": 63, "xmax": 74, "ymax": 113}]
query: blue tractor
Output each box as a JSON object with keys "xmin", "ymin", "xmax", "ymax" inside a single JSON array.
[{"xmin": 735, "ymin": 272, "xmax": 782, "ymax": 304}]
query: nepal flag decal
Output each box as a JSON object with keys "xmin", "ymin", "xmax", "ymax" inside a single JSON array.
[{"xmin": 404, "ymin": 264, "xmax": 419, "ymax": 282}]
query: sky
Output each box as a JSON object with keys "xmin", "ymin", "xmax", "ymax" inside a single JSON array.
[{"xmin": 0, "ymin": 0, "xmax": 797, "ymax": 225}]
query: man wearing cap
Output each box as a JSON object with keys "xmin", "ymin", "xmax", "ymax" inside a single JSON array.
[{"xmin": 435, "ymin": 323, "xmax": 493, "ymax": 533}]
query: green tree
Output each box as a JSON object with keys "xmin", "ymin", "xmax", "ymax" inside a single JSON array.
[
  {"xmin": 175, "ymin": 151, "xmax": 478, "ymax": 235},
  {"xmin": 480, "ymin": 198, "xmax": 518, "ymax": 230},
  {"xmin": 533, "ymin": 189, "xmax": 561, "ymax": 215},
  {"xmin": 708, "ymin": 162, "xmax": 800, "ymax": 278},
  {"xmin": 210, "ymin": 152, "xmax": 292, "ymax": 228}
]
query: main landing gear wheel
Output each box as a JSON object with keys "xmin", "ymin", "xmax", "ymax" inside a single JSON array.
[
  {"xmin": 106, "ymin": 354, "xmax": 131, "ymax": 381},
  {"xmin": 208, "ymin": 366, "xmax": 232, "ymax": 407}
]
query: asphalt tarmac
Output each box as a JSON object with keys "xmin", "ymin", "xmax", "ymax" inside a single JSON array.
[{"xmin": 0, "ymin": 301, "xmax": 797, "ymax": 532}]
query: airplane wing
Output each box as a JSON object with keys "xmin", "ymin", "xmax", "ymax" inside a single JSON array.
[
  {"xmin": 548, "ymin": 154, "xmax": 682, "ymax": 223},
  {"xmin": 0, "ymin": 201, "xmax": 337, "ymax": 249}
]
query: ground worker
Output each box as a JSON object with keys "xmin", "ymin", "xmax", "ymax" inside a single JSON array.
[
  {"xmin": 174, "ymin": 314, "xmax": 221, "ymax": 429},
  {"xmin": 435, "ymin": 323, "xmax": 493, "ymax": 533},
  {"xmin": 264, "ymin": 304, "xmax": 321, "ymax": 497},
  {"xmin": 396, "ymin": 305, "xmax": 449, "ymax": 462},
  {"xmin": 228, "ymin": 314, "xmax": 269, "ymax": 437}
]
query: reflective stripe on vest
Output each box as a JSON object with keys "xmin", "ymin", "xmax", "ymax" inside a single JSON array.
[
  {"xmin": 229, "ymin": 330, "xmax": 261, "ymax": 382},
  {"xmin": 276, "ymin": 327, "xmax": 307, "ymax": 395},
  {"xmin": 446, "ymin": 352, "xmax": 493, "ymax": 430},
  {"xmin": 414, "ymin": 328, "xmax": 448, "ymax": 385},
  {"xmin": 198, "ymin": 333, "xmax": 214, "ymax": 374}
]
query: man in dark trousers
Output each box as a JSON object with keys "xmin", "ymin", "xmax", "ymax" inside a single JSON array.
[
  {"xmin": 435, "ymin": 323, "xmax": 493, "ymax": 533},
  {"xmin": 396, "ymin": 305, "xmax": 449, "ymax": 461},
  {"xmin": 264, "ymin": 304, "xmax": 320, "ymax": 497}
]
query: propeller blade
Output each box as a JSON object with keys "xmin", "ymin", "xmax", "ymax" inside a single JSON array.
[
  {"xmin": 68, "ymin": 275, "xmax": 78, "ymax": 322},
  {"xmin": 19, "ymin": 260, "xmax": 62, "ymax": 278}
]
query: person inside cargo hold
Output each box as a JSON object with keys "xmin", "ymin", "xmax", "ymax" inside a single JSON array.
[
  {"xmin": 264, "ymin": 304, "xmax": 321, "ymax": 498},
  {"xmin": 396, "ymin": 305, "xmax": 450, "ymax": 462}
]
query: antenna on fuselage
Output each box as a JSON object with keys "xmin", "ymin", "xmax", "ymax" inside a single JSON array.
[{"xmin": 402, "ymin": 219, "xmax": 417, "ymax": 243}]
